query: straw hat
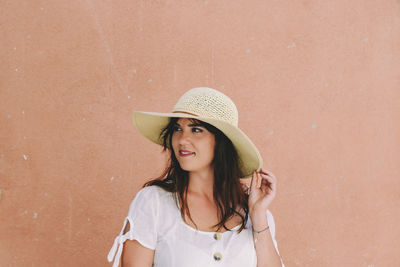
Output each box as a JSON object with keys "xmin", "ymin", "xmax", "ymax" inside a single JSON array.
[{"xmin": 132, "ymin": 87, "xmax": 262, "ymax": 177}]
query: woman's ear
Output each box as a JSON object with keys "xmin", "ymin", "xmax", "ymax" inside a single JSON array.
[{"xmin": 240, "ymin": 182, "xmax": 250, "ymax": 195}]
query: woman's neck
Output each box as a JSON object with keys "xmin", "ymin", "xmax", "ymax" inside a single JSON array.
[{"xmin": 187, "ymin": 168, "xmax": 214, "ymax": 199}]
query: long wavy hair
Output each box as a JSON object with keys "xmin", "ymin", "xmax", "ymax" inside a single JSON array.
[{"xmin": 144, "ymin": 117, "xmax": 249, "ymax": 232}]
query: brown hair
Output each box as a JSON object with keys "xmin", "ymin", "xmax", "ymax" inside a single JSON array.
[{"xmin": 144, "ymin": 117, "xmax": 248, "ymax": 232}]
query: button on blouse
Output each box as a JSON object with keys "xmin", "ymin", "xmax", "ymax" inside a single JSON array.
[{"xmin": 213, "ymin": 233, "xmax": 222, "ymax": 240}]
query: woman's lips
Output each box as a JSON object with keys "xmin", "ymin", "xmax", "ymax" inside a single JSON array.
[{"xmin": 179, "ymin": 150, "xmax": 195, "ymax": 157}]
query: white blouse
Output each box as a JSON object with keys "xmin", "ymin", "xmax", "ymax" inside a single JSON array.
[{"xmin": 108, "ymin": 186, "xmax": 284, "ymax": 267}]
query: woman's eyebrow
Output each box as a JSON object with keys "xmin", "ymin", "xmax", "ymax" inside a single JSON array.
[
  {"xmin": 174, "ymin": 121, "xmax": 203, "ymax": 127},
  {"xmin": 188, "ymin": 123, "xmax": 203, "ymax": 127}
]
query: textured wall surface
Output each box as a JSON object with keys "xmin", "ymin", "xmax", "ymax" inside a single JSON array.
[{"xmin": 1, "ymin": 0, "xmax": 399, "ymax": 266}]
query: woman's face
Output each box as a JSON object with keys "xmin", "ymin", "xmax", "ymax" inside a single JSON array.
[{"xmin": 171, "ymin": 118, "xmax": 216, "ymax": 174}]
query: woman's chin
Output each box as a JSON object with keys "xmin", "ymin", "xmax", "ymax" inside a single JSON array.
[
  {"xmin": 179, "ymin": 165, "xmax": 214, "ymax": 174},
  {"xmin": 179, "ymin": 165, "xmax": 195, "ymax": 172}
]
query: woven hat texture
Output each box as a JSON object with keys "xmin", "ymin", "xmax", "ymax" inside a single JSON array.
[{"xmin": 172, "ymin": 88, "xmax": 238, "ymax": 126}]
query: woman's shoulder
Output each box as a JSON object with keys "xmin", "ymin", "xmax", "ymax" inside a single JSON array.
[
  {"xmin": 127, "ymin": 185, "xmax": 177, "ymax": 225},
  {"xmin": 136, "ymin": 184, "xmax": 173, "ymax": 198},
  {"xmin": 130, "ymin": 185, "xmax": 174, "ymax": 208}
]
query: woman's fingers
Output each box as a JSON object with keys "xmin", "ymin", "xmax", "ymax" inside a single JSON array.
[
  {"xmin": 248, "ymin": 168, "xmax": 277, "ymax": 210},
  {"xmin": 251, "ymin": 168, "xmax": 277, "ymax": 194},
  {"xmin": 260, "ymin": 168, "xmax": 276, "ymax": 181},
  {"xmin": 259, "ymin": 168, "xmax": 277, "ymax": 192},
  {"xmin": 250, "ymin": 171, "xmax": 257, "ymax": 192},
  {"xmin": 258, "ymin": 172, "xmax": 263, "ymax": 189},
  {"xmin": 260, "ymin": 173, "xmax": 273, "ymax": 190}
]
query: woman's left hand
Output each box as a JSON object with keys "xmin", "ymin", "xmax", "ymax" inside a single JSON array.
[{"xmin": 248, "ymin": 168, "xmax": 277, "ymax": 224}]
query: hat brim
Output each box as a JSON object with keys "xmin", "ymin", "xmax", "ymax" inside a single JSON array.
[{"xmin": 133, "ymin": 111, "xmax": 262, "ymax": 178}]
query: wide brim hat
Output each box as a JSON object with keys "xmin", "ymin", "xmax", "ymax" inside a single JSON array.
[{"xmin": 132, "ymin": 87, "xmax": 262, "ymax": 177}]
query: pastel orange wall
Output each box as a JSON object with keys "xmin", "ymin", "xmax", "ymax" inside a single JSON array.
[{"xmin": 1, "ymin": 0, "xmax": 399, "ymax": 266}]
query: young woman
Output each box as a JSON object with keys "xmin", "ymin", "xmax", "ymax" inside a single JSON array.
[{"xmin": 108, "ymin": 87, "xmax": 284, "ymax": 267}]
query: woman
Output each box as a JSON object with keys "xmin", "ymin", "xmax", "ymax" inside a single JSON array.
[{"xmin": 108, "ymin": 87, "xmax": 284, "ymax": 267}]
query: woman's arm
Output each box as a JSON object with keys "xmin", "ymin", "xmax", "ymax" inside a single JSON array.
[
  {"xmin": 121, "ymin": 240, "xmax": 154, "ymax": 267},
  {"xmin": 251, "ymin": 210, "xmax": 282, "ymax": 267},
  {"xmin": 248, "ymin": 169, "xmax": 283, "ymax": 267},
  {"xmin": 121, "ymin": 223, "xmax": 155, "ymax": 267},
  {"xmin": 108, "ymin": 186, "xmax": 160, "ymax": 267}
]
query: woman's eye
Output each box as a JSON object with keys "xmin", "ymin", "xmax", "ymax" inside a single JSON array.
[
  {"xmin": 192, "ymin": 127, "xmax": 203, "ymax": 133},
  {"xmin": 173, "ymin": 126, "xmax": 182, "ymax": 132}
]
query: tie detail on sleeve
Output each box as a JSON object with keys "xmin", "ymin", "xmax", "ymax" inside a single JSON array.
[{"xmin": 107, "ymin": 217, "xmax": 133, "ymax": 267}]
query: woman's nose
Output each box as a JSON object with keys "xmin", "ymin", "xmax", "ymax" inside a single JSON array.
[{"xmin": 178, "ymin": 130, "xmax": 191, "ymax": 145}]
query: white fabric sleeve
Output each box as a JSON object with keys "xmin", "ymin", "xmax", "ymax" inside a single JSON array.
[
  {"xmin": 107, "ymin": 186, "xmax": 160, "ymax": 267},
  {"xmin": 266, "ymin": 210, "xmax": 285, "ymax": 267}
]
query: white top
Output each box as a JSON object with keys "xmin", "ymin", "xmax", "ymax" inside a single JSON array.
[{"xmin": 108, "ymin": 186, "xmax": 284, "ymax": 267}]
